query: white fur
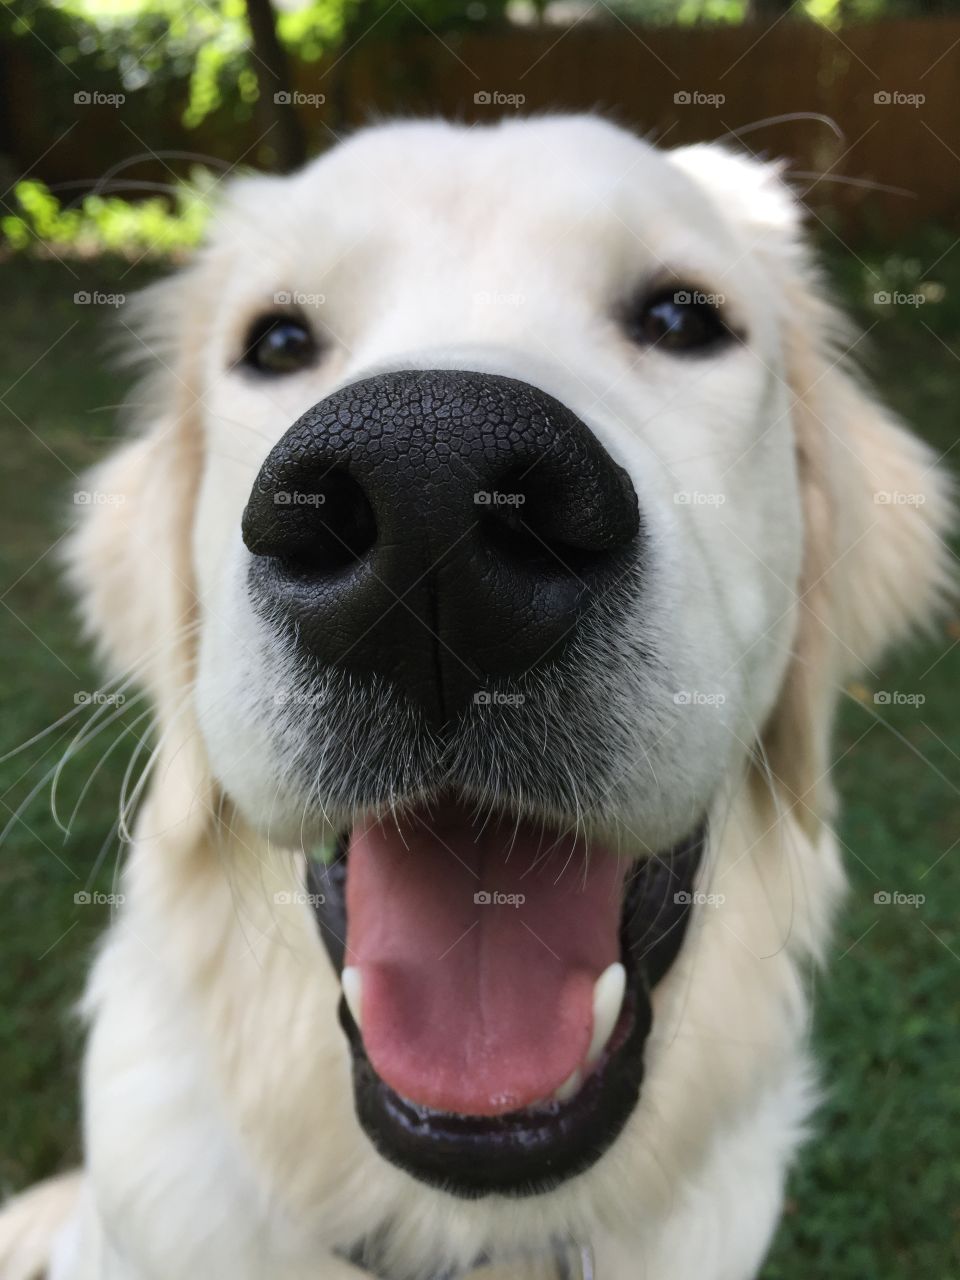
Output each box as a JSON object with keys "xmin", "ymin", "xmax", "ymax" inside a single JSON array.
[{"xmin": 1, "ymin": 116, "xmax": 952, "ymax": 1280}]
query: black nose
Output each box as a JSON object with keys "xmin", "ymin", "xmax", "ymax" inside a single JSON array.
[{"xmin": 242, "ymin": 369, "xmax": 640, "ymax": 726}]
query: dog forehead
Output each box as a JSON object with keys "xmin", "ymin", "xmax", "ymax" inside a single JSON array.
[
  {"xmin": 316, "ymin": 115, "xmax": 676, "ymax": 191},
  {"xmin": 225, "ymin": 117, "xmax": 739, "ymax": 273}
]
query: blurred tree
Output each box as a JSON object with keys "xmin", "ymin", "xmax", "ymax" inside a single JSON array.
[
  {"xmin": 746, "ymin": 0, "xmax": 797, "ymax": 17},
  {"xmin": 243, "ymin": 0, "xmax": 306, "ymax": 169}
]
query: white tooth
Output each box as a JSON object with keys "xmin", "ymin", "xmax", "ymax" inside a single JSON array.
[
  {"xmin": 587, "ymin": 962, "xmax": 626, "ymax": 1066},
  {"xmin": 553, "ymin": 1067, "xmax": 583, "ymax": 1103},
  {"xmin": 341, "ymin": 966, "xmax": 363, "ymax": 1029}
]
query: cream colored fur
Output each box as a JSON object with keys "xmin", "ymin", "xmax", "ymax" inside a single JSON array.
[{"xmin": 0, "ymin": 117, "xmax": 952, "ymax": 1280}]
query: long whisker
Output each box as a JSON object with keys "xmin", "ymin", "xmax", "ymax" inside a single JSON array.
[
  {"xmin": 48, "ymin": 618, "xmax": 202, "ymax": 830},
  {"xmin": 0, "ymin": 665, "xmax": 142, "ymax": 766},
  {"xmin": 50, "ymin": 690, "xmax": 151, "ymax": 834},
  {"xmin": 1, "ymin": 615, "xmax": 200, "ymax": 770},
  {"xmin": 713, "ymin": 113, "xmax": 844, "ymax": 144},
  {"xmin": 793, "ymin": 172, "xmax": 916, "ymax": 200},
  {"xmin": 64, "ymin": 703, "xmax": 157, "ymax": 839}
]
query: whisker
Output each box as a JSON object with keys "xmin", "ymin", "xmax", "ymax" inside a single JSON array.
[
  {"xmin": 64, "ymin": 703, "xmax": 156, "ymax": 840},
  {"xmin": 50, "ymin": 690, "xmax": 151, "ymax": 834},
  {"xmin": 713, "ymin": 113, "xmax": 844, "ymax": 144},
  {"xmin": 793, "ymin": 172, "xmax": 917, "ymax": 200},
  {"xmin": 48, "ymin": 619, "xmax": 202, "ymax": 830}
]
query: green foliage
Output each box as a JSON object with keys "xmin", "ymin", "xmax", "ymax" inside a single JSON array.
[
  {"xmin": 607, "ymin": 0, "xmax": 748, "ymax": 21},
  {"xmin": 2, "ymin": 0, "xmax": 514, "ymax": 137},
  {"xmin": 3, "ymin": 0, "xmax": 189, "ymax": 92},
  {"xmin": 2, "ymin": 176, "xmax": 212, "ymax": 257},
  {"xmin": 278, "ymin": 0, "xmax": 349, "ymax": 62},
  {"xmin": 3, "ymin": 0, "xmax": 254, "ymax": 130}
]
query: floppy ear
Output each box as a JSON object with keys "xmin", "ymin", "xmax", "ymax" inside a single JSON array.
[
  {"xmin": 768, "ymin": 304, "xmax": 954, "ymax": 829},
  {"xmin": 64, "ymin": 175, "xmax": 291, "ymax": 837},
  {"xmin": 671, "ymin": 145, "xmax": 955, "ymax": 831},
  {"xmin": 64, "ymin": 269, "xmax": 206, "ymax": 733},
  {"xmin": 66, "ymin": 175, "xmax": 281, "ymax": 731}
]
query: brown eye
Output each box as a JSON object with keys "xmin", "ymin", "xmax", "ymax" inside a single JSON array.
[
  {"xmin": 243, "ymin": 314, "xmax": 318, "ymax": 375},
  {"xmin": 623, "ymin": 287, "xmax": 733, "ymax": 354}
]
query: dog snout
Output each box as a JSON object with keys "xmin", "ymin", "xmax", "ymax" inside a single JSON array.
[{"xmin": 242, "ymin": 369, "xmax": 640, "ymax": 725}]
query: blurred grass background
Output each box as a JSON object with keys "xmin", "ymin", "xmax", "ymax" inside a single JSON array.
[{"xmin": 0, "ymin": 234, "xmax": 958, "ymax": 1276}]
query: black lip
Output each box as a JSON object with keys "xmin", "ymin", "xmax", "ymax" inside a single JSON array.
[{"xmin": 308, "ymin": 819, "xmax": 706, "ymax": 1198}]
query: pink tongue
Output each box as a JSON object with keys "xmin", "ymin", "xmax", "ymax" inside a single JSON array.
[{"xmin": 345, "ymin": 802, "xmax": 624, "ymax": 1116}]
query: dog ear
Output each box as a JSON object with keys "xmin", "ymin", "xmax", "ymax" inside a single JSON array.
[
  {"xmin": 64, "ymin": 270, "xmax": 206, "ymax": 732},
  {"xmin": 671, "ymin": 145, "xmax": 955, "ymax": 829},
  {"xmin": 65, "ymin": 174, "xmax": 279, "ymax": 731},
  {"xmin": 772, "ymin": 277, "xmax": 954, "ymax": 827}
]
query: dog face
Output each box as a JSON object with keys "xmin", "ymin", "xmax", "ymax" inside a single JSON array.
[
  {"xmin": 69, "ymin": 116, "xmax": 951, "ymax": 1253},
  {"xmin": 196, "ymin": 121, "xmax": 804, "ymax": 851}
]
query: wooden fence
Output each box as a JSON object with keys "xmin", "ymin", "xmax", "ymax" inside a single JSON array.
[{"xmin": 4, "ymin": 17, "xmax": 959, "ymax": 235}]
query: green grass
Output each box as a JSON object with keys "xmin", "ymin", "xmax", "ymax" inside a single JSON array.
[
  {"xmin": 1, "ymin": 240, "xmax": 958, "ymax": 1274},
  {"xmin": 0, "ymin": 255, "xmax": 160, "ymax": 1189}
]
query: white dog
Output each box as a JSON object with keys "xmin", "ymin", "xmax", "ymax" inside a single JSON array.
[{"xmin": 0, "ymin": 116, "xmax": 952, "ymax": 1280}]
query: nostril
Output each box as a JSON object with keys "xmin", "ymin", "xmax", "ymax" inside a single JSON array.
[
  {"xmin": 479, "ymin": 503, "xmax": 610, "ymax": 575},
  {"xmin": 245, "ymin": 469, "xmax": 377, "ymax": 576},
  {"xmin": 281, "ymin": 471, "xmax": 377, "ymax": 576},
  {"xmin": 479, "ymin": 464, "xmax": 639, "ymax": 576}
]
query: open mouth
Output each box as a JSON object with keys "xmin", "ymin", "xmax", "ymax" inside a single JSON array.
[{"xmin": 308, "ymin": 794, "xmax": 705, "ymax": 1197}]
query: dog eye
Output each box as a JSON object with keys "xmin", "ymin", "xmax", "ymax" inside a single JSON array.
[
  {"xmin": 624, "ymin": 287, "xmax": 732, "ymax": 354},
  {"xmin": 242, "ymin": 314, "xmax": 318, "ymax": 375}
]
